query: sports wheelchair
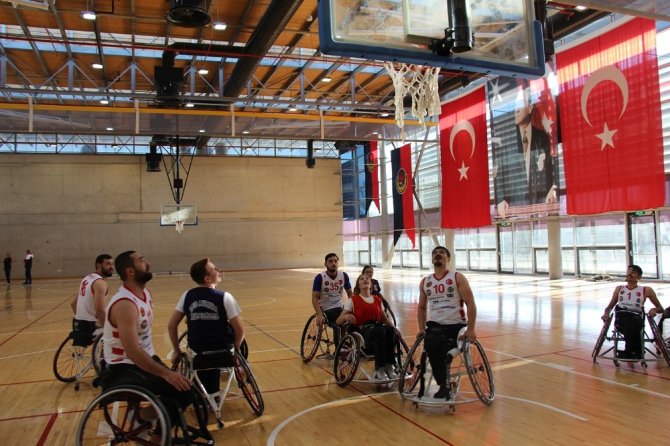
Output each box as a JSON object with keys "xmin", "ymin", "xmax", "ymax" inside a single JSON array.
[
  {"xmin": 592, "ymin": 311, "xmax": 670, "ymax": 368},
  {"xmin": 300, "ymin": 304, "xmax": 398, "ymax": 364},
  {"xmin": 173, "ymin": 332, "xmax": 262, "ymax": 427},
  {"xmin": 398, "ymin": 329, "xmax": 494, "ymax": 414},
  {"xmin": 53, "ymin": 320, "xmax": 104, "ymax": 391},
  {"xmin": 332, "ymin": 324, "xmax": 408, "ymax": 387},
  {"xmin": 75, "ymin": 385, "xmax": 214, "ymax": 446}
]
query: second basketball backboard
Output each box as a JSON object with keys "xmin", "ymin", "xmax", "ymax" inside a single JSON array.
[{"xmin": 319, "ymin": 0, "xmax": 546, "ymax": 78}]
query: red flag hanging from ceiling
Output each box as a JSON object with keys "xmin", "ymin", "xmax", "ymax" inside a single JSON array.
[
  {"xmin": 439, "ymin": 86, "xmax": 491, "ymax": 228},
  {"xmin": 391, "ymin": 144, "xmax": 416, "ymax": 247},
  {"xmin": 556, "ymin": 17, "xmax": 665, "ymax": 215},
  {"xmin": 364, "ymin": 141, "xmax": 380, "ymax": 213}
]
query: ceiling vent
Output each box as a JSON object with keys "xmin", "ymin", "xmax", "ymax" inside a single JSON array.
[{"xmin": 166, "ymin": 0, "xmax": 211, "ymax": 28}]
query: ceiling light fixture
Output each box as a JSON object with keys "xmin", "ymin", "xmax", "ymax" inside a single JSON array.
[
  {"xmin": 199, "ymin": 129, "xmax": 206, "ymax": 133},
  {"xmin": 243, "ymin": 130, "xmax": 250, "ymax": 134},
  {"xmin": 213, "ymin": 22, "xmax": 227, "ymax": 31},
  {"xmin": 80, "ymin": 10, "xmax": 96, "ymax": 20},
  {"xmin": 91, "ymin": 63, "xmax": 103, "ymax": 69},
  {"xmin": 380, "ymin": 112, "xmax": 390, "ymax": 117},
  {"xmin": 106, "ymin": 127, "xmax": 113, "ymax": 131},
  {"xmin": 100, "ymin": 99, "xmax": 109, "ymax": 105},
  {"xmin": 321, "ymin": 76, "xmax": 332, "ymax": 83},
  {"xmin": 198, "ymin": 68, "xmax": 209, "ymax": 75},
  {"xmin": 185, "ymin": 102, "xmax": 195, "ymax": 108},
  {"xmin": 288, "ymin": 107, "xmax": 298, "ymax": 112},
  {"xmin": 574, "ymin": 5, "xmax": 587, "ymax": 11}
]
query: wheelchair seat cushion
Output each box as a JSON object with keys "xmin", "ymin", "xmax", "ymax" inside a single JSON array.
[
  {"xmin": 192, "ymin": 348, "xmax": 235, "ymax": 370},
  {"xmin": 71, "ymin": 319, "xmax": 97, "ymax": 347}
]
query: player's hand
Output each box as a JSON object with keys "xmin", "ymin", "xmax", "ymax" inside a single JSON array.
[
  {"xmin": 170, "ymin": 348, "xmax": 182, "ymax": 364},
  {"xmin": 416, "ymin": 329, "xmax": 425, "ymax": 338},
  {"xmin": 462, "ymin": 327, "xmax": 477, "ymax": 343},
  {"xmin": 163, "ymin": 369, "xmax": 191, "ymax": 391},
  {"xmin": 316, "ymin": 313, "xmax": 325, "ymax": 325},
  {"xmin": 600, "ymin": 313, "xmax": 609, "ymax": 321}
]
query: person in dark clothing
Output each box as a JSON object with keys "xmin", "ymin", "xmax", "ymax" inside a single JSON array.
[
  {"xmin": 23, "ymin": 249, "xmax": 33, "ymax": 285},
  {"xmin": 3, "ymin": 253, "xmax": 11, "ymax": 283}
]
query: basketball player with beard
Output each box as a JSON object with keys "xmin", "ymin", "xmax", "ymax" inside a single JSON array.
[
  {"xmin": 71, "ymin": 254, "xmax": 114, "ymax": 330},
  {"xmin": 417, "ymin": 246, "xmax": 478, "ymax": 400}
]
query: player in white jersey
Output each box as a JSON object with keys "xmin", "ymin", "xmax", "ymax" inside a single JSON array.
[
  {"xmin": 71, "ymin": 254, "xmax": 113, "ymax": 327},
  {"xmin": 417, "ymin": 246, "xmax": 477, "ymax": 400},
  {"xmin": 101, "ymin": 251, "xmax": 193, "ymax": 410},
  {"xmin": 601, "ymin": 264, "xmax": 664, "ymax": 359},
  {"xmin": 312, "ymin": 253, "xmax": 352, "ymax": 347}
]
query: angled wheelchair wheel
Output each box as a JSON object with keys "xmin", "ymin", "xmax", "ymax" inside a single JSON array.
[
  {"xmin": 592, "ymin": 314, "xmax": 612, "ymax": 362},
  {"xmin": 647, "ymin": 315, "xmax": 670, "ymax": 366},
  {"xmin": 53, "ymin": 334, "xmax": 92, "ymax": 383},
  {"xmin": 398, "ymin": 335, "xmax": 424, "ymax": 398},
  {"xmin": 91, "ymin": 335, "xmax": 104, "ymax": 377},
  {"xmin": 76, "ymin": 385, "xmax": 171, "ymax": 446},
  {"xmin": 381, "ymin": 297, "xmax": 397, "ymax": 327},
  {"xmin": 234, "ymin": 353, "xmax": 264, "ymax": 416},
  {"xmin": 463, "ymin": 340, "xmax": 495, "ymax": 405},
  {"xmin": 300, "ymin": 314, "xmax": 322, "ymax": 363},
  {"xmin": 173, "ymin": 390, "xmax": 211, "ymax": 445},
  {"xmin": 333, "ymin": 334, "xmax": 360, "ymax": 387}
]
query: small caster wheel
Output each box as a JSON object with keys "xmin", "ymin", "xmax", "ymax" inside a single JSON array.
[{"xmin": 74, "ymin": 383, "xmax": 80, "ymax": 391}]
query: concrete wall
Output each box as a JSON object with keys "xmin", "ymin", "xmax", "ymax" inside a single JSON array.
[{"xmin": 0, "ymin": 153, "xmax": 343, "ymax": 277}]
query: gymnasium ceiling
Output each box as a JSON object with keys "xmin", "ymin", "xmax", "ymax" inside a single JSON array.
[{"xmin": 0, "ymin": 0, "xmax": 667, "ymax": 143}]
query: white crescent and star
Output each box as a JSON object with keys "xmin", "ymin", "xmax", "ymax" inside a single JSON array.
[
  {"xmin": 580, "ymin": 65, "xmax": 629, "ymax": 150},
  {"xmin": 449, "ymin": 120, "xmax": 476, "ymax": 181}
]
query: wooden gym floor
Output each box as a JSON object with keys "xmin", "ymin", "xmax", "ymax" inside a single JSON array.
[{"xmin": 1, "ymin": 267, "xmax": 669, "ymax": 445}]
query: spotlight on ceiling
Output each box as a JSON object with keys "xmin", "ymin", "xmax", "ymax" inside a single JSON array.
[
  {"xmin": 91, "ymin": 63, "xmax": 103, "ymax": 69},
  {"xmin": 167, "ymin": 0, "xmax": 211, "ymax": 28},
  {"xmin": 80, "ymin": 10, "xmax": 96, "ymax": 20},
  {"xmin": 197, "ymin": 68, "xmax": 209, "ymax": 75},
  {"xmin": 213, "ymin": 22, "xmax": 227, "ymax": 31}
]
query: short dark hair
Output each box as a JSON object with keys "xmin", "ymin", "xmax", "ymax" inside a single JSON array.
[
  {"xmin": 95, "ymin": 254, "xmax": 112, "ymax": 267},
  {"xmin": 115, "ymin": 251, "xmax": 136, "ymax": 281},
  {"xmin": 190, "ymin": 258, "xmax": 210, "ymax": 284},
  {"xmin": 325, "ymin": 253, "xmax": 339, "ymax": 262},
  {"xmin": 362, "ymin": 265, "xmax": 373, "ymax": 274},
  {"xmin": 629, "ymin": 264, "xmax": 643, "ymax": 276},
  {"xmin": 432, "ymin": 246, "xmax": 451, "ymax": 257}
]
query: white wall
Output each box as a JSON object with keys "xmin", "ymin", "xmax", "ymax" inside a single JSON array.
[{"xmin": 0, "ymin": 153, "xmax": 343, "ymax": 277}]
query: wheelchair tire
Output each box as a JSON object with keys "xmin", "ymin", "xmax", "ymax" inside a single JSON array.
[
  {"xmin": 300, "ymin": 314, "xmax": 322, "ymax": 364},
  {"xmin": 463, "ymin": 339, "xmax": 495, "ymax": 405},
  {"xmin": 76, "ymin": 385, "xmax": 171, "ymax": 446},
  {"xmin": 333, "ymin": 334, "xmax": 360, "ymax": 387},
  {"xmin": 91, "ymin": 335, "xmax": 104, "ymax": 377},
  {"xmin": 381, "ymin": 297, "xmax": 397, "ymax": 327},
  {"xmin": 647, "ymin": 315, "xmax": 670, "ymax": 366},
  {"xmin": 173, "ymin": 389, "xmax": 211, "ymax": 445},
  {"xmin": 398, "ymin": 335, "xmax": 425, "ymax": 398},
  {"xmin": 179, "ymin": 330, "xmax": 249, "ymax": 360},
  {"xmin": 53, "ymin": 334, "xmax": 92, "ymax": 383},
  {"xmin": 234, "ymin": 353, "xmax": 264, "ymax": 416},
  {"xmin": 591, "ymin": 314, "xmax": 612, "ymax": 362}
]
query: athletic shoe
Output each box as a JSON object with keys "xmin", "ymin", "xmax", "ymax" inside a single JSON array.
[
  {"xmin": 372, "ymin": 368, "xmax": 387, "ymax": 381},
  {"xmin": 384, "ymin": 364, "xmax": 398, "ymax": 379},
  {"xmin": 433, "ymin": 385, "xmax": 450, "ymax": 400}
]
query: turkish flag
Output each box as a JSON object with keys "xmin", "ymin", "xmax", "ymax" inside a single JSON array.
[
  {"xmin": 556, "ymin": 17, "xmax": 665, "ymax": 214},
  {"xmin": 364, "ymin": 141, "xmax": 380, "ymax": 213},
  {"xmin": 440, "ymin": 86, "xmax": 491, "ymax": 228},
  {"xmin": 391, "ymin": 144, "xmax": 416, "ymax": 247}
]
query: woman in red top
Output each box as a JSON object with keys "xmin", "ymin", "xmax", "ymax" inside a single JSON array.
[{"xmin": 336, "ymin": 274, "xmax": 397, "ymax": 380}]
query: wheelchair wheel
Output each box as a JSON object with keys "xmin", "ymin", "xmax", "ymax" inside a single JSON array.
[
  {"xmin": 300, "ymin": 314, "xmax": 322, "ymax": 363},
  {"xmin": 234, "ymin": 353, "xmax": 264, "ymax": 416},
  {"xmin": 591, "ymin": 314, "xmax": 612, "ymax": 363},
  {"xmin": 333, "ymin": 334, "xmax": 360, "ymax": 387},
  {"xmin": 91, "ymin": 335, "xmax": 104, "ymax": 377},
  {"xmin": 381, "ymin": 297, "xmax": 397, "ymax": 327},
  {"xmin": 647, "ymin": 315, "xmax": 670, "ymax": 366},
  {"xmin": 179, "ymin": 329, "xmax": 249, "ymax": 360},
  {"xmin": 76, "ymin": 385, "xmax": 171, "ymax": 446},
  {"xmin": 53, "ymin": 334, "xmax": 92, "ymax": 383},
  {"xmin": 173, "ymin": 390, "xmax": 211, "ymax": 445},
  {"xmin": 463, "ymin": 340, "xmax": 495, "ymax": 405},
  {"xmin": 398, "ymin": 335, "xmax": 424, "ymax": 398}
]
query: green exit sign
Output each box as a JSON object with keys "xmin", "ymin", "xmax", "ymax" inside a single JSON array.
[{"xmin": 634, "ymin": 211, "xmax": 652, "ymax": 217}]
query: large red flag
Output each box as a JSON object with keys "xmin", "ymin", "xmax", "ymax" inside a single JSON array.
[
  {"xmin": 556, "ymin": 17, "xmax": 665, "ymax": 214},
  {"xmin": 364, "ymin": 141, "xmax": 380, "ymax": 213},
  {"xmin": 440, "ymin": 86, "xmax": 491, "ymax": 228},
  {"xmin": 391, "ymin": 144, "xmax": 416, "ymax": 247}
]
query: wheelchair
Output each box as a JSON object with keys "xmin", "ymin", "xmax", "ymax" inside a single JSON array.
[
  {"xmin": 177, "ymin": 330, "xmax": 249, "ymax": 361},
  {"xmin": 332, "ymin": 323, "xmax": 408, "ymax": 387},
  {"xmin": 173, "ymin": 334, "xmax": 263, "ymax": 427},
  {"xmin": 592, "ymin": 310, "xmax": 670, "ymax": 368},
  {"xmin": 75, "ymin": 385, "xmax": 214, "ymax": 446},
  {"xmin": 398, "ymin": 329, "xmax": 495, "ymax": 414},
  {"xmin": 300, "ymin": 313, "xmax": 340, "ymax": 363},
  {"xmin": 53, "ymin": 321, "xmax": 104, "ymax": 391}
]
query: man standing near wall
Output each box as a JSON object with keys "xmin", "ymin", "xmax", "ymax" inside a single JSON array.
[{"xmin": 23, "ymin": 249, "xmax": 33, "ymax": 285}]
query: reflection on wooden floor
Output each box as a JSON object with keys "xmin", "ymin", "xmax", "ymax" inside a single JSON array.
[{"xmin": 1, "ymin": 268, "xmax": 669, "ymax": 445}]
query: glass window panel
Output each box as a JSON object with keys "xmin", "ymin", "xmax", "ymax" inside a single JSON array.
[
  {"xmin": 560, "ymin": 219, "xmax": 574, "ymax": 247},
  {"xmin": 514, "ymin": 247, "xmax": 532, "ymax": 274},
  {"xmin": 561, "ymin": 248, "xmax": 575, "ymax": 274},
  {"xmin": 499, "ymin": 226, "xmax": 513, "ymax": 272},
  {"xmin": 578, "ymin": 248, "xmax": 626, "ymax": 275},
  {"xmin": 532, "ymin": 221, "xmax": 548, "ymax": 247},
  {"xmin": 455, "ymin": 249, "xmax": 468, "ymax": 269},
  {"xmin": 535, "ymin": 248, "xmax": 548, "ymax": 273},
  {"xmin": 469, "ymin": 250, "xmax": 497, "ymax": 271}
]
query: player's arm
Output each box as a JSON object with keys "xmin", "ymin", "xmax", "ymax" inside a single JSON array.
[
  {"xmin": 166, "ymin": 310, "xmax": 185, "ymax": 363},
  {"xmin": 646, "ymin": 288, "xmax": 664, "ymax": 316},
  {"xmin": 336, "ymin": 302, "xmax": 355, "ymax": 325},
  {"xmin": 70, "ymin": 293, "xmax": 78, "ymax": 315},
  {"xmin": 602, "ymin": 286, "xmax": 620, "ymax": 320},
  {"xmin": 456, "ymin": 273, "xmax": 477, "ymax": 342},
  {"xmin": 343, "ymin": 272, "xmax": 353, "ymax": 298},
  {"xmin": 417, "ymin": 278, "xmax": 427, "ymax": 337},
  {"xmin": 91, "ymin": 279, "xmax": 108, "ymax": 328},
  {"xmin": 111, "ymin": 300, "xmax": 190, "ymax": 391},
  {"xmin": 312, "ymin": 275, "xmax": 325, "ymax": 324},
  {"xmin": 229, "ymin": 315, "xmax": 245, "ymax": 352}
]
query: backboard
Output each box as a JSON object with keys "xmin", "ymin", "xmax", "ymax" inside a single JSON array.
[
  {"xmin": 160, "ymin": 204, "xmax": 198, "ymax": 226},
  {"xmin": 318, "ymin": 0, "xmax": 545, "ymax": 78}
]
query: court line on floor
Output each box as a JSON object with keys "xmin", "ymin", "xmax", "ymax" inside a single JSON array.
[{"xmin": 0, "ymin": 295, "xmax": 71, "ymax": 348}]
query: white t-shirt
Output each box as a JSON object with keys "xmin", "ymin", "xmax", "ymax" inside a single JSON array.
[{"xmin": 175, "ymin": 289, "xmax": 241, "ymax": 319}]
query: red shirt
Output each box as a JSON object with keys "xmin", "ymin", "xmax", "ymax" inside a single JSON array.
[{"xmin": 351, "ymin": 294, "xmax": 383, "ymax": 325}]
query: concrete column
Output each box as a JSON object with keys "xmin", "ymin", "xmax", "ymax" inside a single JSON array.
[
  {"xmin": 548, "ymin": 216, "xmax": 562, "ymax": 279},
  {"xmin": 379, "ymin": 140, "xmax": 391, "ymax": 269}
]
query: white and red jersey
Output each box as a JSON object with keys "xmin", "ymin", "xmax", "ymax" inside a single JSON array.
[
  {"xmin": 422, "ymin": 271, "xmax": 466, "ymax": 325},
  {"xmin": 317, "ymin": 271, "xmax": 348, "ymax": 311},
  {"xmin": 75, "ymin": 273, "xmax": 104, "ymax": 322},
  {"xmin": 617, "ymin": 284, "xmax": 646, "ymax": 313},
  {"xmin": 103, "ymin": 285, "xmax": 155, "ymax": 365}
]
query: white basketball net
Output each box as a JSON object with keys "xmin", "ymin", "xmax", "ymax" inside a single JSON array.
[
  {"xmin": 175, "ymin": 220, "xmax": 185, "ymax": 234},
  {"xmin": 384, "ymin": 61, "xmax": 441, "ymax": 138}
]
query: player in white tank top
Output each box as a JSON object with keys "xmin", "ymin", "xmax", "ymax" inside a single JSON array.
[
  {"xmin": 421, "ymin": 270, "xmax": 466, "ymax": 325},
  {"xmin": 70, "ymin": 254, "xmax": 113, "ymax": 327},
  {"xmin": 103, "ymin": 285, "xmax": 155, "ymax": 364}
]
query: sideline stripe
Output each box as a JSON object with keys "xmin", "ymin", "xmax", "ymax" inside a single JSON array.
[
  {"xmin": 36, "ymin": 413, "xmax": 58, "ymax": 446},
  {"xmin": 0, "ymin": 295, "xmax": 71, "ymax": 347}
]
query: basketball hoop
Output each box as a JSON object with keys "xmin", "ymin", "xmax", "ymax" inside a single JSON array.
[
  {"xmin": 175, "ymin": 220, "xmax": 185, "ymax": 234},
  {"xmin": 384, "ymin": 61, "xmax": 441, "ymax": 138}
]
